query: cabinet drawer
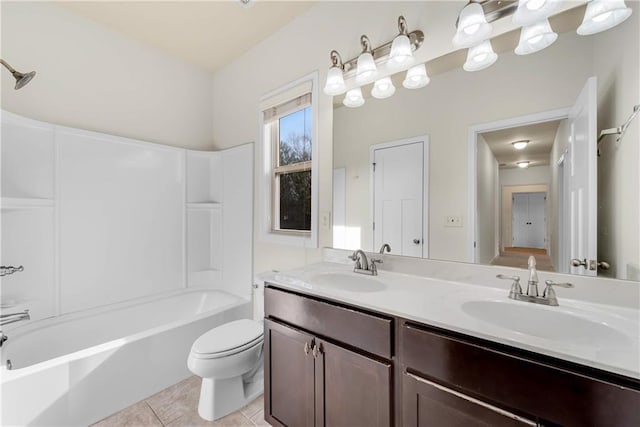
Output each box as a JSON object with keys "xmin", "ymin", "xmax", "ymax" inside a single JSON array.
[
  {"xmin": 265, "ymin": 286, "xmax": 393, "ymax": 359},
  {"xmin": 402, "ymin": 322, "xmax": 640, "ymax": 427}
]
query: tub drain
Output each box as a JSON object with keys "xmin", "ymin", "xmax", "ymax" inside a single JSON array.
[{"xmin": 6, "ymin": 359, "xmax": 12, "ymax": 370}]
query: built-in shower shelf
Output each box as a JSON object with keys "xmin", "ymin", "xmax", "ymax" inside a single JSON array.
[
  {"xmin": 188, "ymin": 269, "xmax": 222, "ymax": 287},
  {"xmin": 1, "ymin": 197, "xmax": 55, "ymax": 210},
  {"xmin": 186, "ymin": 202, "xmax": 222, "ymax": 210}
]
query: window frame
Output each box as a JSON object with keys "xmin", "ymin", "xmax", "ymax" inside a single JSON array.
[{"xmin": 258, "ymin": 72, "xmax": 319, "ymax": 248}]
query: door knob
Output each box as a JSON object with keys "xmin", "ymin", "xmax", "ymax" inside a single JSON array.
[
  {"xmin": 571, "ymin": 258, "xmax": 587, "ymax": 268},
  {"xmin": 413, "ymin": 238, "xmax": 421, "ymax": 244},
  {"xmin": 597, "ymin": 261, "xmax": 610, "ymax": 270}
]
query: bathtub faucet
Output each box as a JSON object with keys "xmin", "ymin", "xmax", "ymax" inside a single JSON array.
[{"xmin": 0, "ymin": 309, "xmax": 31, "ymax": 345}]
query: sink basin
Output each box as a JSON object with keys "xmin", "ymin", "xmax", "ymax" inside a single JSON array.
[
  {"xmin": 309, "ymin": 272, "xmax": 386, "ymax": 293},
  {"xmin": 462, "ymin": 300, "xmax": 630, "ymax": 348}
]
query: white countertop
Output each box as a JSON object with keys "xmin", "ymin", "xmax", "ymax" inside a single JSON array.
[{"xmin": 263, "ymin": 261, "xmax": 640, "ymax": 380}]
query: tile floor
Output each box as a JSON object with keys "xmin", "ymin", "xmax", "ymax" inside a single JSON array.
[{"xmin": 92, "ymin": 376, "xmax": 268, "ymax": 427}]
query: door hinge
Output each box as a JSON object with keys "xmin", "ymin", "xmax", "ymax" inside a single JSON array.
[
  {"xmin": 373, "ymin": 222, "xmax": 375, "ymax": 231},
  {"xmin": 372, "ymin": 162, "xmax": 376, "ymax": 172},
  {"xmin": 474, "ymin": 241, "xmax": 477, "ymax": 248}
]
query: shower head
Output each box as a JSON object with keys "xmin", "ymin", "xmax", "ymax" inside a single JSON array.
[
  {"xmin": 13, "ymin": 70, "xmax": 36, "ymax": 90},
  {"xmin": 0, "ymin": 59, "xmax": 36, "ymax": 90}
]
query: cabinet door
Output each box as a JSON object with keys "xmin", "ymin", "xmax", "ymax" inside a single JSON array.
[
  {"xmin": 265, "ymin": 319, "xmax": 316, "ymax": 427},
  {"xmin": 402, "ymin": 372, "xmax": 535, "ymax": 427},
  {"xmin": 316, "ymin": 340, "xmax": 392, "ymax": 427}
]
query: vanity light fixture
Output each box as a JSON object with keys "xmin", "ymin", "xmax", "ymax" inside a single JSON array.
[
  {"xmin": 463, "ymin": 40, "xmax": 498, "ymax": 72},
  {"xmin": 403, "ymin": 63, "xmax": 430, "ymax": 89},
  {"xmin": 323, "ymin": 15, "xmax": 424, "ymax": 108},
  {"xmin": 323, "ymin": 51, "xmax": 346, "ymax": 96},
  {"xmin": 512, "ymin": 0, "xmax": 560, "ymax": 26},
  {"xmin": 511, "ymin": 140, "xmax": 530, "ymax": 150},
  {"xmin": 453, "ymin": 2, "xmax": 493, "ymax": 48},
  {"xmin": 343, "ymin": 87, "xmax": 365, "ymax": 108},
  {"xmin": 516, "ymin": 161, "xmax": 530, "ymax": 168},
  {"xmin": 389, "ymin": 16, "xmax": 414, "ymax": 68},
  {"xmin": 371, "ymin": 77, "xmax": 396, "ymax": 99},
  {"xmin": 515, "ymin": 19, "xmax": 558, "ymax": 55},
  {"xmin": 577, "ymin": 0, "xmax": 633, "ymax": 35},
  {"xmin": 355, "ymin": 35, "xmax": 378, "ymax": 85}
]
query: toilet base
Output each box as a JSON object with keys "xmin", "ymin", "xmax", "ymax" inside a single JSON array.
[{"xmin": 197, "ymin": 372, "xmax": 264, "ymax": 421}]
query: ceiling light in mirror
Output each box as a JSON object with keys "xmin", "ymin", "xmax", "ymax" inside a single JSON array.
[
  {"xmin": 516, "ymin": 161, "xmax": 530, "ymax": 168},
  {"xmin": 577, "ymin": 0, "xmax": 632, "ymax": 35},
  {"xmin": 371, "ymin": 77, "xmax": 396, "ymax": 99},
  {"xmin": 403, "ymin": 64, "xmax": 430, "ymax": 89},
  {"xmin": 453, "ymin": 2, "xmax": 493, "ymax": 48},
  {"xmin": 323, "ymin": 51, "xmax": 346, "ymax": 96},
  {"xmin": 513, "ymin": 0, "xmax": 560, "ymax": 26},
  {"xmin": 515, "ymin": 19, "xmax": 558, "ymax": 55},
  {"xmin": 512, "ymin": 140, "xmax": 530, "ymax": 150},
  {"xmin": 343, "ymin": 87, "xmax": 365, "ymax": 108},
  {"xmin": 463, "ymin": 40, "xmax": 498, "ymax": 72}
]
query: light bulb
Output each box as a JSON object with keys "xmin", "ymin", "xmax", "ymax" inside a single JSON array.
[
  {"xmin": 517, "ymin": 161, "xmax": 530, "ymax": 168},
  {"xmin": 371, "ymin": 77, "xmax": 396, "ymax": 99},
  {"xmin": 403, "ymin": 64, "xmax": 430, "ymax": 89},
  {"xmin": 453, "ymin": 3, "xmax": 492, "ymax": 48},
  {"xmin": 526, "ymin": 0, "xmax": 546, "ymax": 11},
  {"xmin": 512, "ymin": 140, "xmax": 529, "ymax": 150},
  {"xmin": 515, "ymin": 19, "xmax": 557, "ymax": 55},
  {"xmin": 356, "ymin": 52, "xmax": 377, "ymax": 85},
  {"xmin": 464, "ymin": 40, "xmax": 498, "ymax": 72},
  {"xmin": 323, "ymin": 66, "xmax": 346, "ymax": 96},
  {"xmin": 343, "ymin": 88, "xmax": 365, "ymax": 108},
  {"xmin": 389, "ymin": 34, "xmax": 413, "ymax": 67},
  {"xmin": 513, "ymin": 0, "xmax": 559, "ymax": 26},
  {"xmin": 578, "ymin": 0, "xmax": 632, "ymax": 35}
]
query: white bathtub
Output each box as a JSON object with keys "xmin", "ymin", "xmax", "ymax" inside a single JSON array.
[{"xmin": 0, "ymin": 289, "xmax": 252, "ymax": 426}]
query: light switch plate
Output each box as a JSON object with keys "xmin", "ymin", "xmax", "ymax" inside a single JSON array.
[
  {"xmin": 445, "ymin": 215, "xmax": 462, "ymax": 227},
  {"xmin": 321, "ymin": 211, "xmax": 331, "ymax": 230}
]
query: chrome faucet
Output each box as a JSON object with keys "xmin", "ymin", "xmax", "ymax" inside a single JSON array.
[
  {"xmin": 497, "ymin": 274, "xmax": 573, "ymax": 307},
  {"xmin": 0, "ymin": 309, "xmax": 30, "ymax": 347},
  {"xmin": 349, "ymin": 250, "xmax": 382, "ymax": 276},
  {"xmin": 526, "ymin": 256, "xmax": 539, "ymax": 297},
  {"xmin": 379, "ymin": 243, "xmax": 391, "ymax": 254}
]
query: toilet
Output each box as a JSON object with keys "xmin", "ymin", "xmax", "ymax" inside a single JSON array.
[{"xmin": 187, "ymin": 319, "xmax": 264, "ymax": 421}]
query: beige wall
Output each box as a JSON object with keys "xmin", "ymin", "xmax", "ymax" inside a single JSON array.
[
  {"xmin": 334, "ymin": 31, "xmax": 594, "ymax": 262},
  {"xmin": 1, "ymin": 2, "xmax": 214, "ymax": 149},
  {"xmin": 593, "ymin": 3, "xmax": 640, "ymax": 281},
  {"xmin": 477, "ymin": 135, "xmax": 499, "ymax": 263}
]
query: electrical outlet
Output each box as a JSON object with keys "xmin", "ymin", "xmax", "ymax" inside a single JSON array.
[
  {"xmin": 445, "ymin": 215, "xmax": 462, "ymax": 227},
  {"xmin": 321, "ymin": 211, "xmax": 331, "ymax": 231}
]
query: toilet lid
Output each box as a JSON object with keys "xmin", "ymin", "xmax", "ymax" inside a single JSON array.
[{"xmin": 191, "ymin": 319, "xmax": 263, "ymax": 356}]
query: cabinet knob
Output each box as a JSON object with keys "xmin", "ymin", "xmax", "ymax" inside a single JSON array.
[
  {"xmin": 413, "ymin": 238, "xmax": 421, "ymax": 245},
  {"xmin": 303, "ymin": 341, "xmax": 310, "ymax": 355}
]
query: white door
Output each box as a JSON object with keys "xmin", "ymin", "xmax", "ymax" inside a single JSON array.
[
  {"xmin": 512, "ymin": 193, "xmax": 530, "ymax": 247},
  {"xmin": 567, "ymin": 77, "xmax": 598, "ymax": 276},
  {"xmin": 372, "ymin": 140, "xmax": 426, "ymax": 257},
  {"xmin": 512, "ymin": 192, "xmax": 546, "ymax": 249}
]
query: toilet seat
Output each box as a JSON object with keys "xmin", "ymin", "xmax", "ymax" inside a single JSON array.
[{"xmin": 190, "ymin": 319, "xmax": 263, "ymax": 360}]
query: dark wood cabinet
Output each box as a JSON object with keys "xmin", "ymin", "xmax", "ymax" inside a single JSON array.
[
  {"xmin": 402, "ymin": 371, "xmax": 534, "ymax": 427},
  {"xmin": 264, "ymin": 287, "xmax": 393, "ymax": 427},
  {"xmin": 265, "ymin": 284, "xmax": 640, "ymax": 427},
  {"xmin": 400, "ymin": 320, "xmax": 640, "ymax": 427},
  {"xmin": 264, "ymin": 319, "xmax": 315, "ymax": 427}
]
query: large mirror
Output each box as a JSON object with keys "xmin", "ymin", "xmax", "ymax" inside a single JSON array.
[{"xmin": 332, "ymin": 4, "xmax": 639, "ymax": 280}]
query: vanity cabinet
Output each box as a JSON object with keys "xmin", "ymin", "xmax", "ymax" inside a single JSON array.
[
  {"xmin": 264, "ymin": 286, "xmax": 393, "ymax": 427},
  {"xmin": 265, "ymin": 284, "xmax": 640, "ymax": 427},
  {"xmin": 400, "ymin": 320, "xmax": 640, "ymax": 427}
]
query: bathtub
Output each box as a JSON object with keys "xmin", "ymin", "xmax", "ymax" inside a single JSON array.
[{"xmin": 0, "ymin": 289, "xmax": 252, "ymax": 426}]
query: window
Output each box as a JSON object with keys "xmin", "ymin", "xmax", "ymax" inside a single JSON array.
[
  {"xmin": 271, "ymin": 104, "xmax": 312, "ymax": 232},
  {"xmin": 259, "ymin": 74, "xmax": 318, "ymax": 247}
]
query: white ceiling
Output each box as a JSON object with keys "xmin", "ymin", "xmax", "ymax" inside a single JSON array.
[
  {"xmin": 481, "ymin": 120, "xmax": 563, "ymax": 169},
  {"xmin": 57, "ymin": 1, "xmax": 315, "ymax": 72}
]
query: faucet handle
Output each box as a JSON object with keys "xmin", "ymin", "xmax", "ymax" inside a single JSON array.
[
  {"xmin": 496, "ymin": 274, "xmax": 520, "ymax": 282},
  {"xmin": 544, "ymin": 280, "xmax": 573, "ymax": 289},
  {"xmin": 497, "ymin": 274, "xmax": 522, "ymax": 298}
]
